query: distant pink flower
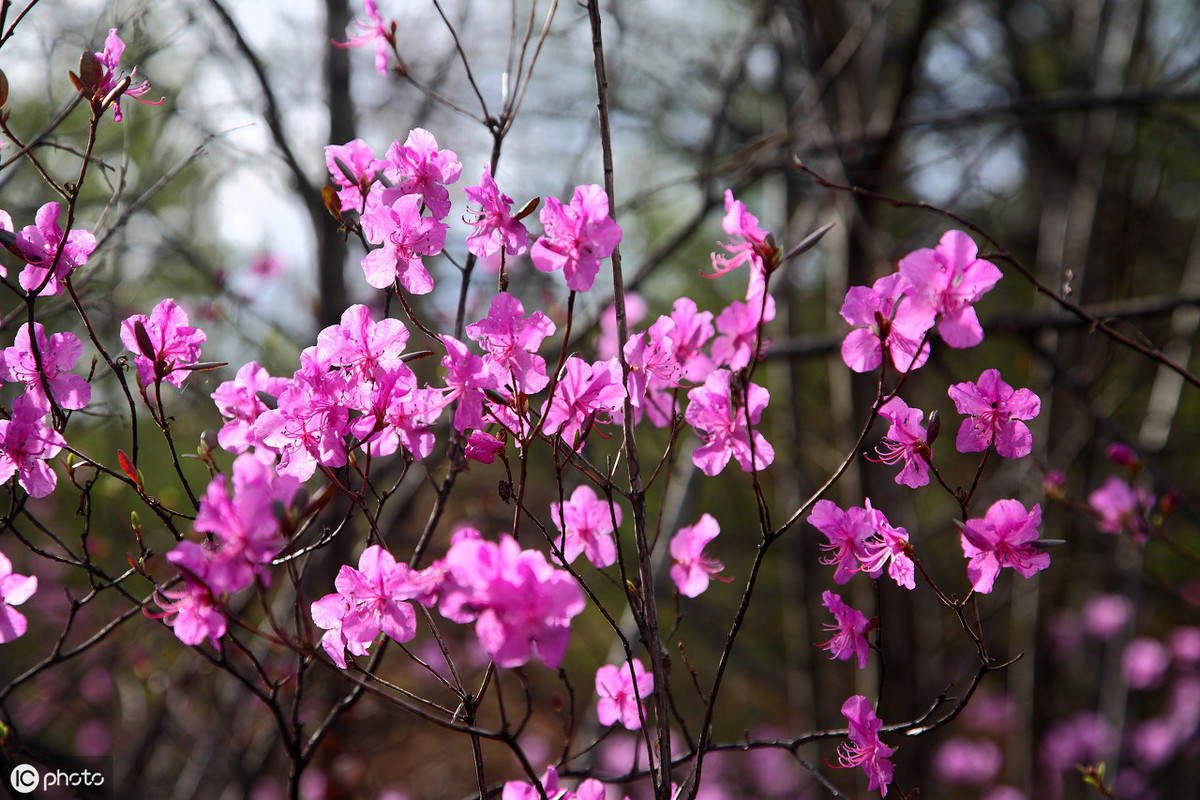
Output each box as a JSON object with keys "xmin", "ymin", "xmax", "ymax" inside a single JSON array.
[
  {"xmin": 94, "ymin": 29, "xmax": 163, "ymax": 122},
  {"xmin": 120, "ymin": 298, "xmax": 207, "ymax": 388},
  {"xmin": 833, "ymin": 695, "xmax": 894, "ymax": 797},
  {"xmin": 595, "ymin": 658, "xmax": 654, "ymax": 730},
  {"xmin": 15, "ymin": 202, "xmax": 97, "ymax": 296},
  {"xmin": 383, "ymin": 128, "xmax": 462, "ymax": 221},
  {"xmin": 464, "ymin": 165, "xmax": 530, "ymax": 258},
  {"xmin": 839, "ymin": 273, "xmax": 934, "ymax": 373},
  {"xmin": 1106, "ymin": 442, "xmax": 1139, "ymax": 468},
  {"xmin": 550, "ymin": 485, "xmax": 621, "ymax": 568},
  {"xmin": 1, "ymin": 323, "xmax": 91, "ymax": 409},
  {"xmin": 1081, "ymin": 593, "xmax": 1130, "ymax": 640},
  {"xmin": 818, "ymin": 590, "xmax": 873, "ymax": 669},
  {"xmin": 898, "ymin": 230, "xmax": 1002, "ymax": 348},
  {"xmin": 531, "ymin": 185, "xmax": 622, "ymax": 292},
  {"xmin": 874, "ymin": 396, "xmax": 930, "ymax": 488},
  {"xmin": 933, "ymin": 738, "xmax": 1002, "ymax": 786},
  {"xmin": 1123, "ymin": 637, "xmax": 1170, "ymax": 690},
  {"xmin": 1088, "ymin": 475, "xmax": 1154, "ymax": 539},
  {"xmin": 0, "ymin": 551, "xmax": 37, "ymax": 643},
  {"xmin": 360, "ymin": 193, "xmax": 448, "ymax": 294},
  {"xmin": 335, "ymin": 0, "xmax": 391, "ymax": 76},
  {"xmin": 684, "ymin": 369, "xmax": 774, "ymax": 476},
  {"xmin": 669, "ymin": 513, "xmax": 728, "ymax": 597},
  {"xmin": 0, "ymin": 392, "xmax": 66, "ymax": 498},
  {"xmin": 960, "ymin": 500, "xmax": 1049, "ymax": 593},
  {"xmin": 947, "ymin": 369, "xmax": 1040, "ymax": 457},
  {"xmin": 1041, "ymin": 712, "xmax": 1113, "ymax": 772}
]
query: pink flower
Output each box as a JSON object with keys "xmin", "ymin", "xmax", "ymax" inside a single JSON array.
[
  {"xmin": 933, "ymin": 738, "xmax": 1002, "ymax": 786},
  {"xmin": 15, "ymin": 202, "xmax": 97, "ymax": 297},
  {"xmin": 150, "ymin": 576, "xmax": 226, "ymax": 650},
  {"xmin": 1081, "ymin": 593, "xmax": 1130, "ymax": 641},
  {"xmin": 859, "ymin": 503, "xmax": 916, "ymax": 590},
  {"xmin": 947, "ymin": 369, "xmax": 1040, "ymax": 457},
  {"xmin": 810, "ymin": 500, "xmax": 876, "ymax": 584},
  {"xmin": 708, "ymin": 189, "xmax": 777, "ymax": 298},
  {"xmin": 1, "ymin": 323, "xmax": 91, "ymax": 410},
  {"xmin": 360, "ymin": 193, "xmax": 448, "ymax": 294},
  {"xmin": 439, "ymin": 335, "xmax": 497, "ymax": 433},
  {"xmin": 325, "ymin": 139, "xmax": 385, "ymax": 212},
  {"xmin": 210, "ymin": 362, "xmax": 291, "ymax": 458},
  {"xmin": 466, "ymin": 293, "xmax": 555, "ymax": 394},
  {"xmin": 530, "ymin": 185, "xmax": 622, "ymax": 292},
  {"xmin": 382, "ymin": 128, "xmax": 462, "ymax": 221},
  {"xmin": 1122, "ymin": 637, "xmax": 1170, "ymax": 690},
  {"xmin": 898, "ymin": 230, "xmax": 1002, "ymax": 348},
  {"xmin": 464, "ymin": 430, "xmax": 504, "ymax": 464},
  {"xmin": 669, "ymin": 513, "xmax": 728, "ymax": 597},
  {"xmin": 839, "ymin": 273, "xmax": 934, "ymax": 373},
  {"xmin": 712, "ymin": 294, "xmax": 775, "ymax": 371},
  {"xmin": 464, "ymin": 165, "xmax": 530, "ymax": 258},
  {"xmin": 668, "ymin": 298, "xmax": 715, "ymax": 383},
  {"xmin": 335, "ymin": 0, "xmax": 391, "ymax": 76},
  {"xmin": 833, "ymin": 695, "xmax": 894, "ymax": 797},
  {"xmin": 1088, "ymin": 475, "xmax": 1154, "ymax": 539},
  {"xmin": 541, "ymin": 357, "xmax": 626, "ymax": 448},
  {"xmin": 439, "ymin": 533, "xmax": 585, "ymax": 669},
  {"xmin": 595, "ymin": 658, "xmax": 654, "ymax": 730},
  {"xmin": 0, "ymin": 551, "xmax": 37, "ymax": 643},
  {"xmin": 0, "ymin": 392, "xmax": 66, "ymax": 498},
  {"xmin": 684, "ymin": 369, "xmax": 774, "ymax": 476},
  {"xmin": 874, "ymin": 396, "xmax": 930, "ymax": 488},
  {"xmin": 960, "ymin": 500, "xmax": 1049, "ymax": 593},
  {"xmin": 119, "ymin": 298, "xmax": 207, "ymax": 388},
  {"xmin": 93, "ymin": 29, "xmax": 163, "ymax": 122},
  {"xmin": 623, "ymin": 316, "xmax": 683, "ymax": 407},
  {"xmin": 818, "ymin": 590, "xmax": 873, "ymax": 669},
  {"xmin": 550, "ymin": 485, "xmax": 621, "ymax": 568}
]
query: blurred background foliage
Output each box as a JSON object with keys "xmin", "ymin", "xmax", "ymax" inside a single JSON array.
[{"xmin": 2, "ymin": 0, "xmax": 1200, "ymax": 797}]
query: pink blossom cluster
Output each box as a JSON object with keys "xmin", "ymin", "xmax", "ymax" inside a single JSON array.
[
  {"xmin": 3, "ymin": 202, "xmax": 97, "ymax": 297},
  {"xmin": 502, "ymin": 766, "xmax": 612, "ymax": 800},
  {"xmin": 839, "ymin": 229, "xmax": 1002, "ymax": 374}
]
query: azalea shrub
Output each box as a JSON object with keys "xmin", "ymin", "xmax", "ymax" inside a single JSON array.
[{"xmin": 1, "ymin": 3, "xmax": 1198, "ymax": 800}]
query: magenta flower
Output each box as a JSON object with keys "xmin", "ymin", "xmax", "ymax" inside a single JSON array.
[
  {"xmin": 0, "ymin": 392, "xmax": 66, "ymax": 498},
  {"xmin": 119, "ymin": 298, "xmax": 207, "ymax": 388},
  {"xmin": 464, "ymin": 165, "xmax": 530, "ymax": 258},
  {"xmin": 669, "ymin": 513, "xmax": 728, "ymax": 597},
  {"xmin": 668, "ymin": 297, "xmax": 715, "ymax": 383},
  {"xmin": 464, "ymin": 430, "xmax": 504, "ymax": 464},
  {"xmin": 708, "ymin": 189, "xmax": 777, "ymax": 298},
  {"xmin": 530, "ymin": 184, "xmax": 622, "ymax": 292},
  {"xmin": 834, "ymin": 695, "xmax": 895, "ymax": 797},
  {"xmin": 150, "ymin": 575, "xmax": 226, "ymax": 650},
  {"xmin": 712, "ymin": 294, "xmax": 775, "ymax": 371},
  {"xmin": 439, "ymin": 335, "xmax": 497, "ymax": 433},
  {"xmin": 335, "ymin": 0, "xmax": 392, "ymax": 76},
  {"xmin": 1, "ymin": 323, "xmax": 91, "ymax": 410},
  {"xmin": 859, "ymin": 502, "xmax": 916, "ymax": 590},
  {"xmin": 466, "ymin": 292, "xmax": 555, "ymax": 394},
  {"xmin": 874, "ymin": 396, "xmax": 930, "ymax": 488},
  {"xmin": 960, "ymin": 500, "xmax": 1050, "ymax": 593},
  {"xmin": 1088, "ymin": 475, "xmax": 1154, "ymax": 538},
  {"xmin": 818, "ymin": 590, "xmax": 873, "ymax": 669},
  {"xmin": 360, "ymin": 193, "xmax": 448, "ymax": 294},
  {"xmin": 325, "ymin": 138, "xmax": 385, "ymax": 212},
  {"xmin": 541, "ymin": 357, "xmax": 626, "ymax": 447},
  {"xmin": 684, "ymin": 369, "xmax": 774, "ymax": 476},
  {"xmin": 439, "ymin": 533, "xmax": 585, "ymax": 669},
  {"xmin": 595, "ymin": 658, "xmax": 654, "ymax": 730},
  {"xmin": 1123, "ymin": 637, "xmax": 1170, "ymax": 690},
  {"xmin": 810, "ymin": 500, "xmax": 876, "ymax": 584},
  {"xmin": 623, "ymin": 316, "xmax": 683, "ymax": 407},
  {"xmin": 94, "ymin": 29, "xmax": 163, "ymax": 122},
  {"xmin": 550, "ymin": 485, "xmax": 621, "ymax": 568},
  {"xmin": 898, "ymin": 229, "xmax": 1002, "ymax": 348},
  {"xmin": 839, "ymin": 273, "xmax": 934, "ymax": 373},
  {"xmin": 947, "ymin": 369, "xmax": 1040, "ymax": 457},
  {"xmin": 211, "ymin": 362, "xmax": 291, "ymax": 458},
  {"xmin": 15, "ymin": 202, "xmax": 97, "ymax": 297},
  {"xmin": 383, "ymin": 128, "xmax": 462, "ymax": 221},
  {"xmin": 933, "ymin": 738, "xmax": 1002, "ymax": 786},
  {"xmin": 0, "ymin": 551, "xmax": 37, "ymax": 643}
]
